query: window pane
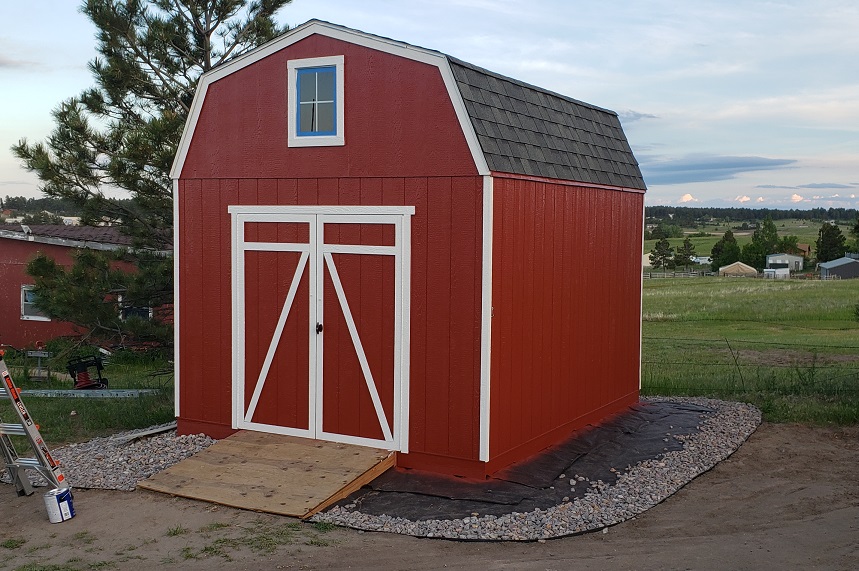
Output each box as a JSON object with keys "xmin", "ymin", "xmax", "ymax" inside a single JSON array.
[
  {"xmin": 21, "ymin": 286, "xmax": 49, "ymax": 319},
  {"xmin": 316, "ymin": 69, "xmax": 335, "ymax": 101},
  {"xmin": 316, "ymin": 102, "xmax": 335, "ymax": 133},
  {"xmin": 299, "ymin": 102, "xmax": 315, "ymax": 133},
  {"xmin": 298, "ymin": 72, "xmax": 316, "ymax": 103}
]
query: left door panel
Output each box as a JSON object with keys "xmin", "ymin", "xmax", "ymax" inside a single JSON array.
[{"xmin": 237, "ymin": 218, "xmax": 313, "ymax": 436}]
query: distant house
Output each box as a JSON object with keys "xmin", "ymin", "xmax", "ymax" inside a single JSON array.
[
  {"xmin": 763, "ymin": 268, "xmax": 790, "ymax": 279},
  {"xmin": 819, "ymin": 257, "xmax": 859, "ymax": 279},
  {"xmin": 692, "ymin": 256, "xmax": 712, "ymax": 265},
  {"xmin": 719, "ymin": 261, "xmax": 758, "ymax": 277},
  {"xmin": 0, "ymin": 224, "xmax": 134, "ymax": 348},
  {"xmin": 766, "ymin": 253, "xmax": 804, "ymax": 271},
  {"xmin": 796, "ymin": 243, "xmax": 811, "ymax": 258}
]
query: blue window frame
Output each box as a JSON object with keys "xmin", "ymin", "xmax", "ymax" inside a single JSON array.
[{"xmin": 296, "ymin": 66, "xmax": 337, "ymax": 137}]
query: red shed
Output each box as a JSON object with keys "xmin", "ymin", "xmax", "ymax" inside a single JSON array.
[
  {"xmin": 0, "ymin": 224, "xmax": 133, "ymax": 349},
  {"xmin": 172, "ymin": 20, "xmax": 646, "ymax": 478}
]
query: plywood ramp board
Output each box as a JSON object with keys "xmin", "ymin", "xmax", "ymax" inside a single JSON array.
[{"xmin": 137, "ymin": 431, "xmax": 395, "ymax": 518}]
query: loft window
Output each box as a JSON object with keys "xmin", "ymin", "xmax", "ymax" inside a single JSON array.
[
  {"xmin": 287, "ymin": 56, "xmax": 345, "ymax": 147},
  {"xmin": 297, "ymin": 67, "xmax": 336, "ymax": 136},
  {"xmin": 21, "ymin": 285, "xmax": 50, "ymax": 321}
]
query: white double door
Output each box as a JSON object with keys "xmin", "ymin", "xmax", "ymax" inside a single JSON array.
[{"xmin": 229, "ymin": 206, "xmax": 413, "ymax": 451}]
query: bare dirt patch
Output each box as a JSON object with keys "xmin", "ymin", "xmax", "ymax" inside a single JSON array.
[{"xmin": 1, "ymin": 422, "xmax": 857, "ymax": 570}]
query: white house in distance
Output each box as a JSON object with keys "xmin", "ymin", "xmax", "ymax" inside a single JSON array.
[
  {"xmin": 763, "ymin": 268, "xmax": 790, "ymax": 279},
  {"xmin": 766, "ymin": 253, "xmax": 804, "ymax": 271}
]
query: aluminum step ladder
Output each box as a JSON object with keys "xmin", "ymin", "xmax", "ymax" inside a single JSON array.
[{"xmin": 0, "ymin": 351, "xmax": 68, "ymax": 496}]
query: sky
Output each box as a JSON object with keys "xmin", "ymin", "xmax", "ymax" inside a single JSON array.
[{"xmin": 1, "ymin": 0, "xmax": 857, "ymax": 208}]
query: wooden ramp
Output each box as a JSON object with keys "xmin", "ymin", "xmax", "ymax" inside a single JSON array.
[{"xmin": 137, "ymin": 431, "xmax": 395, "ymax": 519}]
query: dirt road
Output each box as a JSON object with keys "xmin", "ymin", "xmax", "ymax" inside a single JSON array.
[{"xmin": 1, "ymin": 422, "xmax": 857, "ymax": 570}]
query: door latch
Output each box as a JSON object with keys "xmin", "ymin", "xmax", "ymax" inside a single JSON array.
[{"xmin": 316, "ymin": 322, "xmax": 323, "ymax": 334}]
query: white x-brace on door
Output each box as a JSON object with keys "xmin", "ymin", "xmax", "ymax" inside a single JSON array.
[{"xmin": 229, "ymin": 205, "xmax": 414, "ymax": 452}]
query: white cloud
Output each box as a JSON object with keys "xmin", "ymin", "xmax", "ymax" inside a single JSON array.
[
  {"xmin": 735, "ymin": 195, "xmax": 751, "ymax": 203},
  {"xmin": 678, "ymin": 193, "xmax": 697, "ymax": 203},
  {"xmin": 791, "ymin": 194, "xmax": 805, "ymax": 202},
  {"xmin": 756, "ymin": 197, "xmax": 764, "ymax": 202}
]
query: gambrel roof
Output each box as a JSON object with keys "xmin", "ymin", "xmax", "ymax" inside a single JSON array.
[
  {"xmin": 448, "ymin": 57, "xmax": 646, "ymax": 189},
  {"xmin": 173, "ymin": 19, "xmax": 646, "ymax": 192}
]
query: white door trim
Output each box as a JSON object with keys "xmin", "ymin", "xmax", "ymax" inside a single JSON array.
[{"xmin": 229, "ymin": 205, "xmax": 414, "ymax": 451}]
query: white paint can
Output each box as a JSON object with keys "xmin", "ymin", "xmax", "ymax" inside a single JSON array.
[{"xmin": 44, "ymin": 487, "xmax": 75, "ymax": 523}]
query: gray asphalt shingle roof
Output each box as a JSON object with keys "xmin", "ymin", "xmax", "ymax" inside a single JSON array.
[{"xmin": 447, "ymin": 57, "xmax": 646, "ymax": 190}]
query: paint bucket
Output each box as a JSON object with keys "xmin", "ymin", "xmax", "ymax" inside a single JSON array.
[{"xmin": 44, "ymin": 487, "xmax": 75, "ymax": 523}]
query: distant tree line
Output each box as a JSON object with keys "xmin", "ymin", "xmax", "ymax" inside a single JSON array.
[
  {"xmin": 645, "ymin": 206, "xmax": 858, "ymax": 227},
  {"xmin": 1, "ymin": 195, "xmax": 81, "ymax": 216}
]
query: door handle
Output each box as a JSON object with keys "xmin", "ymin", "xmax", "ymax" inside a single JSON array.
[{"xmin": 316, "ymin": 323, "xmax": 323, "ymax": 334}]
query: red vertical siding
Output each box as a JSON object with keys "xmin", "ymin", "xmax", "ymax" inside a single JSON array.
[
  {"xmin": 181, "ymin": 35, "xmax": 478, "ymax": 181},
  {"xmin": 176, "ymin": 176, "xmax": 486, "ymax": 466},
  {"xmin": 488, "ymin": 177, "xmax": 643, "ymax": 471}
]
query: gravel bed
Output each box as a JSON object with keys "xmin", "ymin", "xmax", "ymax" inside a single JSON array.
[
  {"xmin": 2, "ymin": 423, "xmax": 216, "ymax": 491},
  {"xmin": 310, "ymin": 397, "xmax": 761, "ymax": 540},
  {"xmin": 3, "ymin": 397, "xmax": 760, "ymax": 541}
]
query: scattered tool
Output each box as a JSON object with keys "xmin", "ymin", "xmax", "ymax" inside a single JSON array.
[
  {"xmin": 0, "ymin": 350, "xmax": 69, "ymax": 496},
  {"xmin": 66, "ymin": 355, "xmax": 108, "ymax": 390}
]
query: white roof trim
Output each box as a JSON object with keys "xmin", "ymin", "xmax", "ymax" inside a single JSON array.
[{"xmin": 170, "ymin": 19, "xmax": 489, "ymax": 179}]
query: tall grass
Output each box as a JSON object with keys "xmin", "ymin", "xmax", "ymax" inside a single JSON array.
[
  {"xmin": 642, "ymin": 277, "xmax": 859, "ymax": 423},
  {"xmin": 1, "ymin": 342, "xmax": 174, "ymax": 444}
]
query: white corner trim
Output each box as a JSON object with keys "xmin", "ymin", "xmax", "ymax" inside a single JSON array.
[
  {"xmin": 479, "ymin": 175, "xmax": 494, "ymax": 462},
  {"xmin": 638, "ymin": 203, "xmax": 645, "ymax": 392},
  {"xmin": 170, "ymin": 20, "xmax": 489, "ymax": 179},
  {"xmin": 173, "ymin": 179, "xmax": 180, "ymax": 417},
  {"xmin": 287, "ymin": 55, "xmax": 345, "ymax": 147}
]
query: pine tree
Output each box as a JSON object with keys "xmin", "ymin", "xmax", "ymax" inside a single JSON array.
[
  {"xmin": 710, "ymin": 229, "xmax": 740, "ymax": 272},
  {"xmin": 13, "ymin": 1, "xmax": 291, "ymax": 248},
  {"xmin": 12, "ymin": 1, "xmax": 292, "ymax": 345},
  {"xmin": 674, "ymin": 237, "xmax": 696, "ymax": 271},
  {"xmin": 851, "ymin": 212, "xmax": 859, "ymax": 252},
  {"xmin": 816, "ymin": 222, "xmax": 847, "ymax": 263},
  {"xmin": 649, "ymin": 237, "xmax": 675, "ymax": 270}
]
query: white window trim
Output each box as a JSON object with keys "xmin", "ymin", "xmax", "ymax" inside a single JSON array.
[
  {"xmin": 21, "ymin": 285, "xmax": 50, "ymax": 322},
  {"xmin": 287, "ymin": 55, "xmax": 345, "ymax": 147}
]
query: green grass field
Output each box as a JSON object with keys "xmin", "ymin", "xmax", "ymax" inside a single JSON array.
[{"xmin": 642, "ymin": 277, "xmax": 859, "ymax": 424}]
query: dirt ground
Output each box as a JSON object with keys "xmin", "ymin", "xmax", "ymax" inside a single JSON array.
[{"xmin": 1, "ymin": 422, "xmax": 857, "ymax": 571}]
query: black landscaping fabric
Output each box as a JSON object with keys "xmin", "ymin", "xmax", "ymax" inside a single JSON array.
[{"xmin": 332, "ymin": 401, "xmax": 713, "ymax": 521}]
